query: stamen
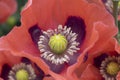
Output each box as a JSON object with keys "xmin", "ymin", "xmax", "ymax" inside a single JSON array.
[
  {"xmin": 38, "ymin": 25, "xmax": 80, "ymax": 65},
  {"xmin": 104, "ymin": 0, "xmax": 113, "ymax": 13},
  {"xmin": 100, "ymin": 56, "xmax": 120, "ymax": 80},
  {"xmin": 8, "ymin": 63, "xmax": 36, "ymax": 80}
]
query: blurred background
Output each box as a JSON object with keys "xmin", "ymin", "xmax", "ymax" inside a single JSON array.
[{"xmin": 0, "ymin": 0, "xmax": 27, "ymax": 37}]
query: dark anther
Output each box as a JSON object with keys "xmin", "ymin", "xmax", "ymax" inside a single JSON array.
[
  {"xmin": 94, "ymin": 53, "xmax": 108, "ymax": 68},
  {"xmin": 65, "ymin": 16, "xmax": 86, "ymax": 46},
  {"xmin": 29, "ymin": 25, "xmax": 42, "ymax": 45},
  {"xmin": 21, "ymin": 57, "xmax": 31, "ymax": 64},
  {"xmin": 1, "ymin": 64, "xmax": 11, "ymax": 80}
]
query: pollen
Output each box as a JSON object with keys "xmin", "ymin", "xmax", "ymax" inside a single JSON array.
[
  {"xmin": 38, "ymin": 25, "xmax": 80, "ymax": 65},
  {"xmin": 100, "ymin": 56, "xmax": 120, "ymax": 80}
]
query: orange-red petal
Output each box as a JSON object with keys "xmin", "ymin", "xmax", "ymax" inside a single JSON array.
[
  {"xmin": 117, "ymin": 72, "xmax": 120, "ymax": 80},
  {"xmin": 79, "ymin": 64, "xmax": 102, "ymax": 80}
]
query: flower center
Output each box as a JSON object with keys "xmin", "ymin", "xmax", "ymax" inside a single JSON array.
[
  {"xmin": 8, "ymin": 63, "xmax": 36, "ymax": 80},
  {"xmin": 100, "ymin": 56, "xmax": 120, "ymax": 80},
  {"xmin": 38, "ymin": 25, "xmax": 79, "ymax": 65},
  {"xmin": 16, "ymin": 69, "xmax": 29, "ymax": 80},
  {"xmin": 106, "ymin": 61, "xmax": 120, "ymax": 75},
  {"xmin": 49, "ymin": 34, "xmax": 68, "ymax": 54}
]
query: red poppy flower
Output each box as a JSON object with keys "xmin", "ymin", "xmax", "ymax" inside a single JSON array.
[
  {"xmin": 0, "ymin": 0, "xmax": 17, "ymax": 23},
  {"xmin": 0, "ymin": 0, "xmax": 117, "ymax": 80},
  {"xmin": 74, "ymin": 37, "xmax": 120, "ymax": 80}
]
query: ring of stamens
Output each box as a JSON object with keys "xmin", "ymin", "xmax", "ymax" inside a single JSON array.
[
  {"xmin": 104, "ymin": 0, "xmax": 113, "ymax": 13},
  {"xmin": 8, "ymin": 63, "xmax": 36, "ymax": 80},
  {"xmin": 100, "ymin": 56, "xmax": 120, "ymax": 80},
  {"xmin": 38, "ymin": 25, "xmax": 80, "ymax": 65}
]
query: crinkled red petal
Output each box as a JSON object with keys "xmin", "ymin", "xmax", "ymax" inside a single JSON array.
[{"xmin": 79, "ymin": 64, "xmax": 103, "ymax": 80}]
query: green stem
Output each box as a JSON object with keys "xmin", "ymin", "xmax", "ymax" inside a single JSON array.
[
  {"xmin": 113, "ymin": 0, "xmax": 119, "ymax": 27},
  {"xmin": 113, "ymin": 0, "xmax": 120, "ymax": 42}
]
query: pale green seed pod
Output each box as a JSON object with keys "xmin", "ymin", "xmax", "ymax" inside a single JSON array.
[
  {"xmin": 49, "ymin": 34, "xmax": 68, "ymax": 54},
  {"xmin": 16, "ymin": 69, "xmax": 29, "ymax": 80}
]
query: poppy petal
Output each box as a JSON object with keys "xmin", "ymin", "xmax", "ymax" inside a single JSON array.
[
  {"xmin": 101, "ymin": 38, "xmax": 117, "ymax": 53},
  {"xmin": 79, "ymin": 64, "xmax": 103, "ymax": 80},
  {"xmin": 116, "ymin": 72, "xmax": 120, "ymax": 80},
  {"xmin": 88, "ymin": 22, "xmax": 117, "ymax": 55}
]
